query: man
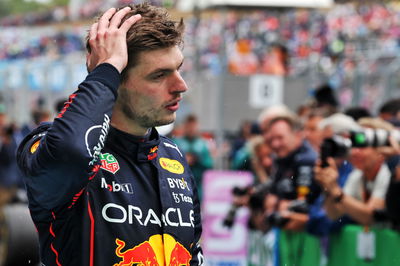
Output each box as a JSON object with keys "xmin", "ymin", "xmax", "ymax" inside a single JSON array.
[
  {"xmin": 314, "ymin": 117, "xmax": 393, "ymax": 226},
  {"xmin": 262, "ymin": 114, "xmax": 320, "ymax": 225},
  {"xmin": 0, "ymin": 107, "xmax": 21, "ymax": 205},
  {"xmin": 306, "ymin": 113, "xmax": 358, "ymax": 237},
  {"xmin": 173, "ymin": 114, "xmax": 213, "ymax": 201},
  {"xmin": 261, "ymin": 113, "xmax": 321, "ymax": 266},
  {"xmin": 303, "ymin": 112, "xmax": 324, "ymax": 152},
  {"xmin": 17, "ymin": 4, "xmax": 203, "ymax": 266}
]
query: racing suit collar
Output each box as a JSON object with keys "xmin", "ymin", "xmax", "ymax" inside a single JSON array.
[{"xmin": 107, "ymin": 126, "xmax": 160, "ymax": 162}]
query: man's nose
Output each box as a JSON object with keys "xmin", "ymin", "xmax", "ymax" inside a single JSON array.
[{"xmin": 170, "ymin": 71, "xmax": 188, "ymax": 93}]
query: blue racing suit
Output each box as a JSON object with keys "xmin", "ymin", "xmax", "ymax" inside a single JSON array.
[{"xmin": 17, "ymin": 63, "xmax": 203, "ymax": 266}]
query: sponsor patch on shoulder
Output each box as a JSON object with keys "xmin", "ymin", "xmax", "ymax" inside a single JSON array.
[
  {"xmin": 159, "ymin": 158, "xmax": 184, "ymax": 174},
  {"xmin": 30, "ymin": 140, "xmax": 40, "ymax": 154}
]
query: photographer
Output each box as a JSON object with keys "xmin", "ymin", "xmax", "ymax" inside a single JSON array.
[
  {"xmin": 224, "ymin": 135, "xmax": 274, "ymax": 231},
  {"xmin": 306, "ymin": 113, "xmax": 359, "ymax": 237},
  {"xmin": 223, "ymin": 139, "xmax": 274, "ymax": 266},
  {"xmin": 262, "ymin": 113, "xmax": 320, "ymax": 231},
  {"xmin": 315, "ymin": 118, "xmax": 394, "ymax": 226},
  {"xmin": 259, "ymin": 112, "xmax": 323, "ymax": 265}
]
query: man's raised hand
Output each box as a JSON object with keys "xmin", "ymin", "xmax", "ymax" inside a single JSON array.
[{"xmin": 86, "ymin": 7, "xmax": 141, "ymax": 73}]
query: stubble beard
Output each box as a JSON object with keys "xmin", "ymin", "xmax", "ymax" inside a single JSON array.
[
  {"xmin": 119, "ymin": 99, "xmax": 175, "ymax": 129},
  {"xmin": 117, "ymin": 87, "xmax": 176, "ymax": 130}
]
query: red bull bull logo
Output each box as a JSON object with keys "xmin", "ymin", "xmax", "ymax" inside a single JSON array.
[
  {"xmin": 169, "ymin": 242, "xmax": 192, "ymax": 266},
  {"xmin": 114, "ymin": 234, "xmax": 192, "ymax": 266},
  {"xmin": 114, "ymin": 238, "xmax": 159, "ymax": 266},
  {"xmin": 148, "ymin": 146, "xmax": 159, "ymax": 161}
]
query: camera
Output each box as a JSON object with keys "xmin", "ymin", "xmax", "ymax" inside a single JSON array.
[
  {"xmin": 265, "ymin": 199, "xmax": 310, "ymax": 228},
  {"xmin": 222, "ymin": 182, "xmax": 271, "ymax": 228},
  {"xmin": 320, "ymin": 135, "xmax": 351, "ymax": 167},
  {"xmin": 320, "ymin": 128, "xmax": 400, "ymax": 167},
  {"xmin": 350, "ymin": 128, "xmax": 400, "ymax": 147}
]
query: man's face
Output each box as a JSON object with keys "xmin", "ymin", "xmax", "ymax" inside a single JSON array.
[
  {"xmin": 303, "ymin": 116, "xmax": 323, "ymax": 150},
  {"xmin": 264, "ymin": 120, "xmax": 301, "ymax": 158},
  {"xmin": 349, "ymin": 147, "xmax": 379, "ymax": 172},
  {"xmin": 184, "ymin": 121, "xmax": 198, "ymax": 138},
  {"xmin": 116, "ymin": 46, "xmax": 187, "ymax": 133}
]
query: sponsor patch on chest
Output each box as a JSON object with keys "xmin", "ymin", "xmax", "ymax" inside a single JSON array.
[
  {"xmin": 159, "ymin": 158, "xmax": 184, "ymax": 174},
  {"xmin": 100, "ymin": 153, "xmax": 120, "ymax": 174}
]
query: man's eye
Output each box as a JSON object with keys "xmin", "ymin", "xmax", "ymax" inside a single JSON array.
[{"xmin": 153, "ymin": 72, "xmax": 165, "ymax": 79}]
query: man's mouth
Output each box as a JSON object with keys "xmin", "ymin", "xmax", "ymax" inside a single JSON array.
[{"xmin": 165, "ymin": 99, "xmax": 180, "ymax": 112}]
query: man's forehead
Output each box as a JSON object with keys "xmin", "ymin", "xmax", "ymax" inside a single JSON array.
[{"xmin": 135, "ymin": 47, "xmax": 183, "ymax": 69}]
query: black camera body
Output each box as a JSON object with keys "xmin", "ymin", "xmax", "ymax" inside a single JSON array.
[
  {"xmin": 265, "ymin": 199, "xmax": 310, "ymax": 228},
  {"xmin": 222, "ymin": 182, "xmax": 271, "ymax": 228}
]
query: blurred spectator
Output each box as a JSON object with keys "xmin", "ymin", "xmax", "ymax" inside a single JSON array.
[
  {"xmin": 315, "ymin": 117, "xmax": 394, "ymax": 226},
  {"xmin": 55, "ymin": 98, "xmax": 67, "ymax": 113},
  {"xmin": 173, "ymin": 114, "xmax": 213, "ymax": 201},
  {"xmin": 245, "ymin": 135, "xmax": 273, "ymax": 184},
  {"xmin": 0, "ymin": 105, "xmax": 22, "ymax": 205},
  {"xmin": 229, "ymin": 120, "xmax": 255, "ymax": 161},
  {"xmin": 312, "ymin": 84, "xmax": 339, "ymax": 117},
  {"xmin": 260, "ymin": 43, "xmax": 289, "ymax": 76},
  {"xmin": 228, "ymin": 39, "xmax": 258, "ymax": 76},
  {"xmin": 344, "ymin": 106, "xmax": 372, "ymax": 121},
  {"xmin": 20, "ymin": 109, "xmax": 51, "ymax": 138},
  {"xmin": 303, "ymin": 112, "xmax": 324, "ymax": 152},
  {"xmin": 378, "ymin": 98, "xmax": 400, "ymax": 127},
  {"xmin": 297, "ymin": 102, "xmax": 314, "ymax": 123},
  {"xmin": 230, "ymin": 121, "xmax": 261, "ymax": 172}
]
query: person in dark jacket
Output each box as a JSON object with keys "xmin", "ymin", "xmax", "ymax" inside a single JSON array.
[{"xmin": 17, "ymin": 4, "xmax": 203, "ymax": 266}]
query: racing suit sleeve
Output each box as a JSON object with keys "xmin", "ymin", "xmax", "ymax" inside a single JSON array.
[{"xmin": 17, "ymin": 63, "xmax": 120, "ymax": 210}]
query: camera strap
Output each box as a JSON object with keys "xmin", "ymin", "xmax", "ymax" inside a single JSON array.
[
  {"xmin": 358, "ymin": 179, "xmax": 376, "ymax": 261},
  {"xmin": 362, "ymin": 177, "xmax": 372, "ymax": 233}
]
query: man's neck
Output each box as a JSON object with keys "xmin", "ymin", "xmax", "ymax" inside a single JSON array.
[
  {"xmin": 110, "ymin": 112, "xmax": 150, "ymax": 137},
  {"xmin": 364, "ymin": 161, "xmax": 383, "ymax": 181}
]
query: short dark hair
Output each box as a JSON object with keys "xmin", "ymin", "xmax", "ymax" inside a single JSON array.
[
  {"xmin": 344, "ymin": 106, "xmax": 371, "ymax": 121},
  {"xmin": 87, "ymin": 3, "xmax": 185, "ymax": 81},
  {"xmin": 184, "ymin": 114, "xmax": 198, "ymax": 124},
  {"xmin": 379, "ymin": 98, "xmax": 400, "ymax": 115}
]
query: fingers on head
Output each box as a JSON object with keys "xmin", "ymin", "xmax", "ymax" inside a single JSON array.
[
  {"xmin": 109, "ymin": 6, "xmax": 133, "ymax": 29},
  {"xmin": 98, "ymin": 8, "xmax": 116, "ymax": 30},
  {"xmin": 119, "ymin": 14, "xmax": 141, "ymax": 32}
]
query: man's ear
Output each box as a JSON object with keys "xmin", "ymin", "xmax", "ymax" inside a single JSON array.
[{"xmin": 86, "ymin": 53, "xmax": 92, "ymax": 73}]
